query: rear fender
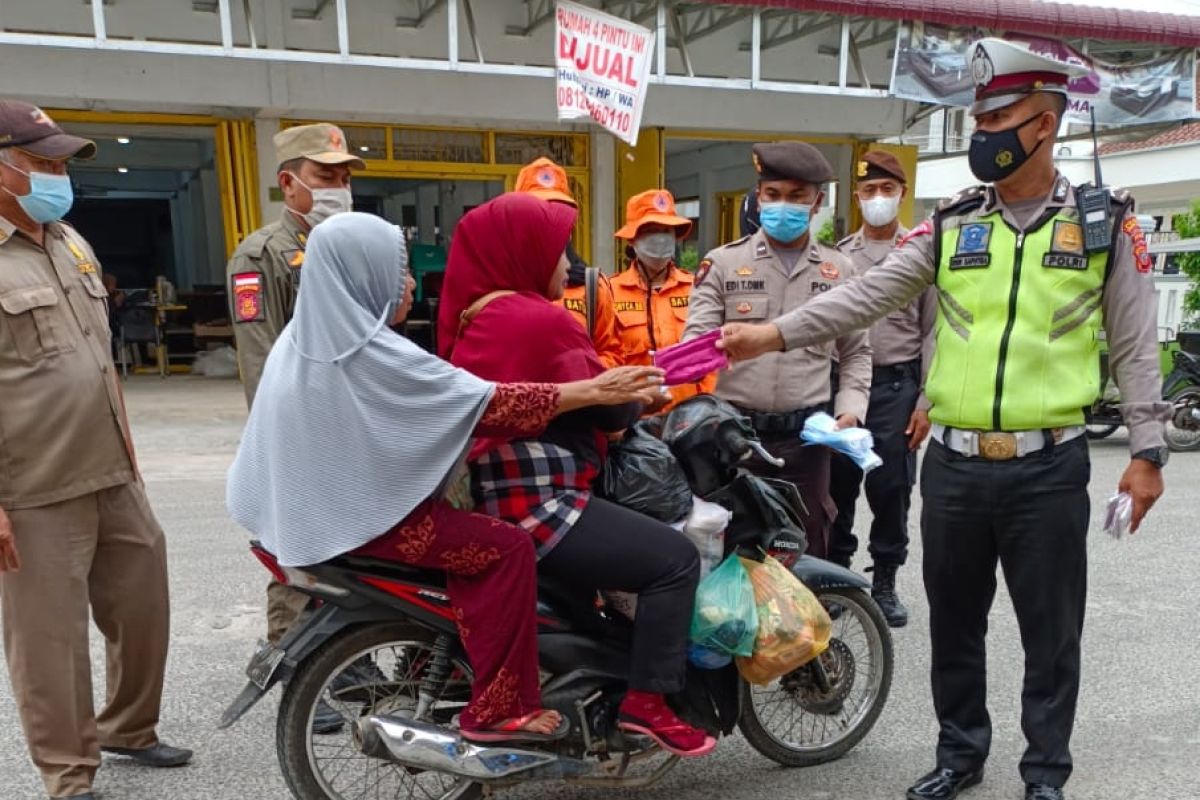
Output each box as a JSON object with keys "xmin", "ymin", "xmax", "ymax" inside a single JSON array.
[
  {"xmin": 791, "ymin": 555, "xmax": 870, "ymax": 592},
  {"xmin": 218, "ymin": 602, "xmax": 408, "ymax": 729}
]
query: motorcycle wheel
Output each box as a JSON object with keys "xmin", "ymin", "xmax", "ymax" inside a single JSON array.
[
  {"xmin": 1165, "ymin": 387, "xmax": 1200, "ymax": 452},
  {"xmin": 1085, "ymin": 423, "xmax": 1119, "ymax": 440},
  {"xmin": 277, "ymin": 622, "xmax": 483, "ymax": 800},
  {"xmin": 737, "ymin": 587, "xmax": 892, "ymax": 768}
]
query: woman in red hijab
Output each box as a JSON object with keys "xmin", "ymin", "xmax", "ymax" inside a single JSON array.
[{"xmin": 439, "ymin": 193, "xmax": 715, "ymax": 758}]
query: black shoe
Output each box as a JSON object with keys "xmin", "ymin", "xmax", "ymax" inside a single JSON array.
[
  {"xmin": 906, "ymin": 767, "xmax": 984, "ymax": 800},
  {"xmin": 1026, "ymin": 784, "xmax": 1065, "ymax": 800},
  {"xmin": 869, "ymin": 563, "xmax": 909, "ymax": 628},
  {"xmin": 101, "ymin": 741, "xmax": 193, "ymax": 767},
  {"xmin": 313, "ymin": 699, "xmax": 346, "ymax": 735}
]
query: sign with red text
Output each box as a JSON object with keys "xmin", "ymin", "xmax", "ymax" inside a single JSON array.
[{"xmin": 555, "ymin": 0, "xmax": 654, "ymax": 146}]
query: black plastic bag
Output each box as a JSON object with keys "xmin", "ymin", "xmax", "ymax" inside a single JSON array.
[{"xmin": 599, "ymin": 424, "xmax": 693, "ymax": 523}]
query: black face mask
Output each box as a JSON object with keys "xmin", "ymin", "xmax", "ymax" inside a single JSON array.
[{"xmin": 968, "ymin": 113, "xmax": 1047, "ymax": 184}]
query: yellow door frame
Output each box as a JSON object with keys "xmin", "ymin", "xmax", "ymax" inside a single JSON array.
[
  {"xmin": 47, "ymin": 109, "xmax": 260, "ymax": 258},
  {"xmin": 715, "ymin": 190, "xmax": 745, "ymax": 246},
  {"xmin": 282, "ymin": 120, "xmax": 593, "ymax": 262}
]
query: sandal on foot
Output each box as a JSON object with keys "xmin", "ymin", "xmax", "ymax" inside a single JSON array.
[
  {"xmin": 617, "ymin": 692, "xmax": 717, "ymax": 757},
  {"xmin": 459, "ymin": 710, "xmax": 570, "ymax": 744}
]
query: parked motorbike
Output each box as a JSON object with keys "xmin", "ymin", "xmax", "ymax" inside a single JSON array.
[
  {"xmin": 1163, "ymin": 349, "xmax": 1200, "ymax": 452},
  {"xmin": 220, "ymin": 396, "xmax": 894, "ymax": 800},
  {"xmin": 1087, "ymin": 350, "xmax": 1200, "ymax": 451}
]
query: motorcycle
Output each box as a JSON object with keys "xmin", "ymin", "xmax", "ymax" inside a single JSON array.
[
  {"xmin": 1087, "ymin": 349, "xmax": 1200, "ymax": 451},
  {"xmin": 1163, "ymin": 349, "xmax": 1200, "ymax": 452},
  {"xmin": 219, "ymin": 396, "xmax": 893, "ymax": 800}
]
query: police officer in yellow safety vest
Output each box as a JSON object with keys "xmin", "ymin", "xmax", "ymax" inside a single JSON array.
[{"xmin": 718, "ymin": 38, "xmax": 1169, "ymax": 800}]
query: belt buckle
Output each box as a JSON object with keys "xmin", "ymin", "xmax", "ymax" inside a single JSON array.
[{"xmin": 978, "ymin": 432, "xmax": 1017, "ymax": 461}]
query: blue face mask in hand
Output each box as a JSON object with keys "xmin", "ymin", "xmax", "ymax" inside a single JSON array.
[
  {"xmin": 3, "ymin": 166, "xmax": 75, "ymax": 223},
  {"xmin": 758, "ymin": 201, "xmax": 811, "ymax": 244}
]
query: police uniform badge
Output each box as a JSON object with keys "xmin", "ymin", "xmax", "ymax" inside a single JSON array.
[
  {"xmin": 819, "ymin": 262, "xmax": 840, "ymax": 280},
  {"xmin": 284, "ymin": 249, "xmax": 305, "ymax": 269},
  {"xmin": 755, "ymin": 241, "xmax": 769, "ymax": 258},
  {"xmin": 65, "ymin": 239, "xmax": 96, "ymax": 274},
  {"xmin": 695, "ymin": 258, "xmax": 713, "ymax": 286},
  {"xmin": 1044, "ymin": 221, "xmax": 1088, "ymax": 270},
  {"xmin": 736, "ymin": 266, "xmax": 754, "ymax": 277},
  {"xmin": 950, "ymin": 222, "xmax": 992, "ymax": 269},
  {"xmin": 736, "ymin": 301, "xmax": 753, "ymax": 315},
  {"xmin": 232, "ymin": 272, "xmax": 266, "ymax": 322}
]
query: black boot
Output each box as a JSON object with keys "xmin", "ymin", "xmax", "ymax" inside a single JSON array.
[{"xmin": 869, "ymin": 563, "xmax": 909, "ymax": 628}]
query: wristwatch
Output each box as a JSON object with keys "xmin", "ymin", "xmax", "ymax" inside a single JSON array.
[{"xmin": 1132, "ymin": 446, "xmax": 1169, "ymax": 469}]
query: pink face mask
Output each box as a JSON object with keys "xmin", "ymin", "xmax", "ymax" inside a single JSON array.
[{"xmin": 653, "ymin": 330, "xmax": 729, "ymax": 386}]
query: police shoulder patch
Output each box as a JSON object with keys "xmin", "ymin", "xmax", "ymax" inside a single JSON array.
[
  {"xmin": 1122, "ymin": 216, "xmax": 1153, "ymax": 274},
  {"xmin": 695, "ymin": 257, "xmax": 714, "ymax": 286},
  {"xmin": 232, "ymin": 271, "xmax": 266, "ymax": 323}
]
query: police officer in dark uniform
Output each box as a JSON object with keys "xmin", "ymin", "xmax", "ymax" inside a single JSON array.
[
  {"xmin": 828, "ymin": 151, "xmax": 936, "ymax": 628},
  {"xmin": 719, "ymin": 39, "xmax": 1169, "ymax": 800}
]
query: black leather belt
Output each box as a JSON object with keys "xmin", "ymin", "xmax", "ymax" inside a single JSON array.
[
  {"xmin": 872, "ymin": 358, "xmax": 920, "ymax": 385},
  {"xmin": 735, "ymin": 404, "xmax": 823, "ymax": 434}
]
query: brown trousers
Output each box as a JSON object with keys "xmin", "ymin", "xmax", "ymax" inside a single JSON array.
[
  {"xmin": 0, "ymin": 483, "xmax": 170, "ymax": 798},
  {"xmin": 266, "ymin": 579, "xmax": 311, "ymax": 644}
]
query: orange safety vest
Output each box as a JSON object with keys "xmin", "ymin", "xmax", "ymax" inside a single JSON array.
[
  {"xmin": 562, "ymin": 272, "xmax": 623, "ymax": 369},
  {"xmin": 610, "ymin": 263, "xmax": 717, "ymax": 412}
]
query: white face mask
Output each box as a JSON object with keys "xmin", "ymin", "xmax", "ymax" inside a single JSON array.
[
  {"xmin": 633, "ymin": 231, "xmax": 677, "ymax": 263},
  {"xmin": 287, "ymin": 172, "xmax": 352, "ymax": 227},
  {"xmin": 859, "ymin": 194, "xmax": 901, "ymax": 228}
]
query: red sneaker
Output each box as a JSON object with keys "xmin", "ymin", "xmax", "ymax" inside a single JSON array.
[{"xmin": 617, "ymin": 690, "xmax": 717, "ymax": 757}]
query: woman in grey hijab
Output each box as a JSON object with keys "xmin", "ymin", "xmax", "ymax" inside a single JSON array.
[{"xmin": 228, "ymin": 212, "xmax": 663, "ymax": 741}]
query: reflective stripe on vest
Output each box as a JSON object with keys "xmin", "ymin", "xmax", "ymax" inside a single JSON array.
[{"xmin": 925, "ymin": 207, "xmax": 1108, "ymax": 431}]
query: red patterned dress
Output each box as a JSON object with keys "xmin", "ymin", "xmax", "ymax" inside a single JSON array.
[{"xmin": 352, "ymin": 382, "xmax": 558, "ymax": 731}]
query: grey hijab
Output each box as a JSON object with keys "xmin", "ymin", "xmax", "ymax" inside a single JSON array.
[{"xmin": 227, "ymin": 212, "xmax": 495, "ymax": 567}]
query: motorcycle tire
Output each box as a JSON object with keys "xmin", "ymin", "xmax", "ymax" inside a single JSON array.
[
  {"xmin": 1165, "ymin": 386, "xmax": 1200, "ymax": 452},
  {"xmin": 1085, "ymin": 423, "xmax": 1120, "ymax": 440},
  {"xmin": 277, "ymin": 622, "xmax": 483, "ymax": 800},
  {"xmin": 737, "ymin": 587, "xmax": 893, "ymax": 768}
]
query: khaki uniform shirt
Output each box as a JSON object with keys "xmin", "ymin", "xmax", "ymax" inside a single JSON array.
[
  {"xmin": 838, "ymin": 226, "xmax": 937, "ymax": 412},
  {"xmin": 0, "ymin": 217, "xmax": 135, "ymax": 510},
  {"xmin": 226, "ymin": 211, "xmax": 308, "ymax": 407},
  {"xmin": 775, "ymin": 177, "xmax": 1170, "ymax": 454},
  {"xmin": 684, "ymin": 230, "xmax": 872, "ymax": 421}
]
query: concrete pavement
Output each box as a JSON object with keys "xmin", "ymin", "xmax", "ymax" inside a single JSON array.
[{"xmin": 1, "ymin": 375, "xmax": 1196, "ymax": 800}]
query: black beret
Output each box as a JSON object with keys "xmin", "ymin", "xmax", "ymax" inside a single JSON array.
[
  {"xmin": 752, "ymin": 141, "xmax": 833, "ymax": 185},
  {"xmin": 856, "ymin": 150, "xmax": 907, "ymax": 184}
]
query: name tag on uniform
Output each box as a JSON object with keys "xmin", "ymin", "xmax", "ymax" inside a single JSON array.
[
  {"xmin": 669, "ymin": 296, "xmax": 689, "ymax": 308},
  {"xmin": 232, "ymin": 272, "xmax": 265, "ymax": 323},
  {"xmin": 564, "ymin": 298, "xmax": 585, "ymax": 313},
  {"xmin": 614, "ymin": 301, "xmax": 645, "ymax": 313}
]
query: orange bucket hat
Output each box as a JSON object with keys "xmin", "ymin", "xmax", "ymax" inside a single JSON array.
[
  {"xmin": 614, "ymin": 189, "xmax": 693, "ymax": 241},
  {"xmin": 514, "ymin": 157, "xmax": 576, "ymax": 207}
]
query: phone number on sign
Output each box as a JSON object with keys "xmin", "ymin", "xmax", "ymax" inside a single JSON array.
[{"xmin": 557, "ymin": 87, "xmax": 634, "ymax": 134}]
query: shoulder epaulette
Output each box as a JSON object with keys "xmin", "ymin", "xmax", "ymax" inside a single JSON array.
[
  {"xmin": 937, "ymin": 185, "xmax": 987, "ymax": 216},
  {"xmin": 836, "ymin": 233, "xmax": 857, "ymax": 249},
  {"xmin": 719, "ymin": 234, "xmax": 752, "ymax": 249}
]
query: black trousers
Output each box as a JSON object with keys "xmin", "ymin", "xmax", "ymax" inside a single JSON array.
[
  {"xmin": 921, "ymin": 437, "xmax": 1090, "ymax": 788},
  {"xmin": 540, "ymin": 497, "xmax": 700, "ymax": 694},
  {"xmin": 744, "ymin": 436, "xmax": 834, "ymax": 560},
  {"xmin": 829, "ymin": 363, "xmax": 920, "ymax": 568}
]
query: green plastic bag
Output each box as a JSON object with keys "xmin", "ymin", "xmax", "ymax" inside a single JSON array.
[{"xmin": 689, "ymin": 553, "xmax": 759, "ymax": 657}]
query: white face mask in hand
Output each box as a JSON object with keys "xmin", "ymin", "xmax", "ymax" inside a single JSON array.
[
  {"xmin": 859, "ymin": 195, "xmax": 900, "ymax": 228},
  {"xmin": 633, "ymin": 231, "xmax": 677, "ymax": 263},
  {"xmin": 287, "ymin": 172, "xmax": 353, "ymax": 227}
]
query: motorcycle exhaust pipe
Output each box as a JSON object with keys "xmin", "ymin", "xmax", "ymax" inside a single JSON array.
[{"xmin": 355, "ymin": 714, "xmax": 563, "ymax": 781}]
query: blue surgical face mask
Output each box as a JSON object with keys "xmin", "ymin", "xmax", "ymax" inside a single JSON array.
[
  {"xmin": 2, "ymin": 164, "xmax": 74, "ymax": 223},
  {"xmin": 758, "ymin": 201, "xmax": 811, "ymax": 244}
]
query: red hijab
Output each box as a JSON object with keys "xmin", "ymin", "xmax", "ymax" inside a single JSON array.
[{"xmin": 439, "ymin": 194, "xmax": 606, "ymax": 453}]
